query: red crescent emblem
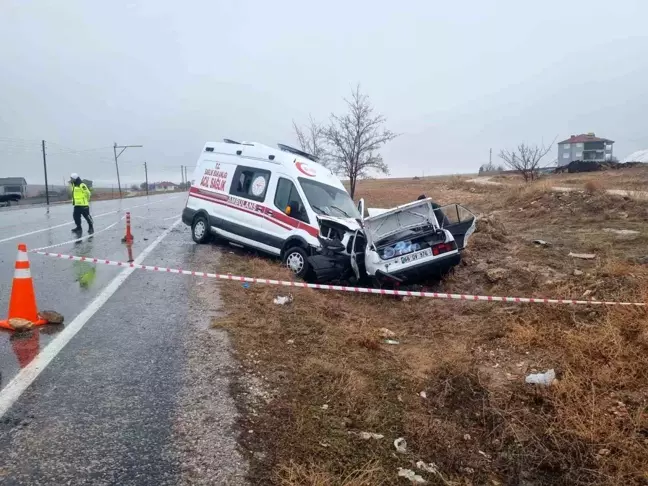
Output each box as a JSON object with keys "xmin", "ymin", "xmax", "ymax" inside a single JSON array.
[{"xmin": 295, "ymin": 161, "xmax": 316, "ymax": 177}]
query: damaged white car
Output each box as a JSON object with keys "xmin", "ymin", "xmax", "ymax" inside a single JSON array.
[{"xmin": 307, "ymin": 198, "xmax": 476, "ymax": 285}]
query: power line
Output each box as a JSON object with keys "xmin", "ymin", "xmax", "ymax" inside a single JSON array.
[
  {"xmin": 0, "ymin": 137, "xmax": 42, "ymax": 145},
  {"xmin": 46, "ymin": 146, "xmax": 114, "ymax": 155}
]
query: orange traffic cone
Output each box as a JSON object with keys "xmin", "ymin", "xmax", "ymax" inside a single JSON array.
[
  {"xmin": 121, "ymin": 211, "xmax": 134, "ymax": 243},
  {"xmin": 0, "ymin": 243, "xmax": 48, "ymax": 331}
]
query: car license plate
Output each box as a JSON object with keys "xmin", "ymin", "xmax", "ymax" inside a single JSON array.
[{"xmin": 400, "ymin": 247, "xmax": 432, "ymax": 264}]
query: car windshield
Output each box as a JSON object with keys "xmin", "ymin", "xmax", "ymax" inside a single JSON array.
[{"xmin": 298, "ymin": 178, "xmax": 360, "ymax": 219}]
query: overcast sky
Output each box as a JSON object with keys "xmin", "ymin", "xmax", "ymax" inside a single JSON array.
[{"xmin": 1, "ymin": 0, "xmax": 647, "ymax": 187}]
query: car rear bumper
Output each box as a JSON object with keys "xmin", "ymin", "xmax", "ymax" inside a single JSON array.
[{"xmin": 375, "ymin": 251, "xmax": 461, "ymax": 283}]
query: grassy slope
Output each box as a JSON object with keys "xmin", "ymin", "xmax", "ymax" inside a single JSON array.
[{"xmin": 210, "ymin": 173, "xmax": 648, "ymax": 485}]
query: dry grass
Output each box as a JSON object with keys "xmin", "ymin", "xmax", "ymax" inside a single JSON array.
[
  {"xmin": 208, "ymin": 172, "xmax": 648, "ymax": 485},
  {"xmin": 502, "ymin": 303, "xmax": 648, "ymax": 485},
  {"xmin": 278, "ymin": 461, "xmax": 387, "ymax": 486},
  {"xmin": 552, "ymin": 166, "xmax": 648, "ymax": 192},
  {"xmin": 585, "ymin": 180, "xmax": 604, "ymax": 194},
  {"xmin": 501, "ymin": 180, "xmax": 555, "ymax": 206}
]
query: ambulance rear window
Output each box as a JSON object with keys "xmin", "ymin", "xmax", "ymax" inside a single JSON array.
[{"xmin": 229, "ymin": 165, "xmax": 270, "ymax": 202}]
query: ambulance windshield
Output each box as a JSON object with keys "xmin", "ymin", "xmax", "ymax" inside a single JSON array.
[{"xmin": 298, "ymin": 178, "xmax": 360, "ymax": 219}]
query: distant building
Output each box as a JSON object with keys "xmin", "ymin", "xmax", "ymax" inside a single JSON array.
[
  {"xmin": 151, "ymin": 181, "xmax": 179, "ymax": 191},
  {"xmin": 0, "ymin": 177, "xmax": 27, "ymax": 196},
  {"xmin": 557, "ymin": 133, "xmax": 614, "ymax": 167}
]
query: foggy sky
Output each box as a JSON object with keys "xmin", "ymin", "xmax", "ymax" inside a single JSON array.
[{"xmin": 1, "ymin": 0, "xmax": 647, "ymax": 187}]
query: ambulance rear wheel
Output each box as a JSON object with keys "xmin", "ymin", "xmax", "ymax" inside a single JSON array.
[
  {"xmin": 192, "ymin": 215, "xmax": 212, "ymax": 244},
  {"xmin": 283, "ymin": 247, "xmax": 310, "ymax": 279}
]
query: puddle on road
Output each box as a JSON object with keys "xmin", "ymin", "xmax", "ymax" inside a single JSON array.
[
  {"xmin": 0, "ymin": 324, "xmax": 65, "ymax": 389},
  {"xmin": 0, "ymin": 197, "xmax": 186, "ymax": 392}
]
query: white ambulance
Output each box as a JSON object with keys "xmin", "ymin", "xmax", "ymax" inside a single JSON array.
[{"xmin": 182, "ymin": 140, "xmax": 362, "ymax": 278}]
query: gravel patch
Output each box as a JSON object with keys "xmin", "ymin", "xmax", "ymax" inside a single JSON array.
[{"xmin": 171, "ymin": 246, "xmax": 249, "ymax": 485}]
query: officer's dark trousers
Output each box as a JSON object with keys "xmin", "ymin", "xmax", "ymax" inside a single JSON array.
[{"xmin": 73, "ymin": 205, "xmax": 94, "ymax": 229}]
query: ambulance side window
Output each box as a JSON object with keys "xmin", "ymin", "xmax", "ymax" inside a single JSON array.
[
  {"xmin": 229, "ymin": 166, "xmax": 270, "ymax": 202},
  {"xmin": 274, "ymin": 178, "xmax": 309, "ymax": 224}
]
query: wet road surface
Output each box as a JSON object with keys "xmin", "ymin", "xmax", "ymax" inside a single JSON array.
[{"xmin": 0, "ymin": 195, "xmax": 247, "ymax": 484}]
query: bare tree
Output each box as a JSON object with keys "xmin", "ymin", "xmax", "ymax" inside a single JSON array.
[
  {"xmin": 324, "ymin": 85, "xmax": 397, "ymax": 198},
  {"xmin": 498, "ymin": 141, "xmax": 554, "ymax": 182},
  {"xmin": 293, "ymin": 115, "xmax": 328, "ymax": 166},
  {"xmin": 479, "ymin": 161, "xmax": 496, "ymax": 174}
]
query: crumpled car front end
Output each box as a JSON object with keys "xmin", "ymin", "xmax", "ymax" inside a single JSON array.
[{"xmin": 306, "ymin": 216, "xmax": 365, "ymax": 284}]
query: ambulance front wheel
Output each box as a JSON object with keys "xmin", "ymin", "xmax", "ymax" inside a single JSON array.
[
  {"xmin": 283, "ymin": 247, "xmax": 310, "ymax": 279},
  {"xmin": 192, "ymin": 215, "xmax": 212, "ymax": 244}
]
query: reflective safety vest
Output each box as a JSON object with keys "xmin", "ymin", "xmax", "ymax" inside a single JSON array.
[
  {"xmin": 74, "ymin": 260, "xmax": 97, "ymax": 289},
  {"xmin": 72, "ymin": 183, "xmax": 91, "ymax": 206}
]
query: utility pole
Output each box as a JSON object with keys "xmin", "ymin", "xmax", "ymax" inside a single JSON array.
[
  {"xmin": 489, "ymin": 148, "xmax": 492, "ymax": 166},
  {"xmin": 184, "ymin": 166, "xmax": 189, "ymax": 189},
  {"xmin": 180, "ymin": 165, "xmax": 185, "ymax": 189},
  {"xmin": 113, "ymin": 142, "xmax": 143, "ymax": 198},
  {"xmin": 144, "ymin": 162, "xmax": 149, "ymax": 196},
  {"xmin": 41, "ymin": 140, "xmax": 50, "ymax": 206}
]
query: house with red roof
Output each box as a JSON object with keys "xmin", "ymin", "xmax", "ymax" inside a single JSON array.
[
  {"xmin": 557, "ymin": 133, "xmax": 614, "ymax": 167},
  {"xmin": 151, "ymin": 181, "xmax": 179, "ymax": 192}
]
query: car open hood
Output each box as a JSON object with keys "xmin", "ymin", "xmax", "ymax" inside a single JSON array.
[{"xmin": 363, "ymin": 199, "xmax": 439, "ymax": 244}]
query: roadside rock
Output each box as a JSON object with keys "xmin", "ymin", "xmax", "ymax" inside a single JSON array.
[
  {"xmin": 569, "ymin": 252, "xmax": 596, "ymax": 260},
  {"xmin": 378, "ymin": 328, "xmax": 397, "ymax": 338},
  {"xmin": 486, "ymin": 268, "xmax": 508, "ymax": 283},
  {"xmin": 8, "ymin": 318, "xmax": 33, "ymax": 332},
  {"xmin": 476, "ymin": 215, "xmax": 508, "ymax": 242},
  {"xmin": 603, "ymin": 228, "xmax": 639, "ymax": 237},
  {"xmin": 41, "ymin": 310, "xmax": 64, "ymax": 325}
]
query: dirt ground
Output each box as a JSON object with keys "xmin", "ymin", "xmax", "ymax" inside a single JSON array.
[
  {"xmin": 210, "ymin": 174, "xmax": 648, "ymax": 485},
  {"xmin": 490, "ymin": 165, "xmax": 648, "ymax": 192}
]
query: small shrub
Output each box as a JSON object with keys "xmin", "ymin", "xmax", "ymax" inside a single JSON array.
[{"xmin": 584, "ymin": 180, "xmax": 604, "ymax": 194}]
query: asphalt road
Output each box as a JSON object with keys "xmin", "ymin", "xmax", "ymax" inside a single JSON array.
[{"xmin": 0, "ymin": 195, "xmax": 247, "ymax": 485}]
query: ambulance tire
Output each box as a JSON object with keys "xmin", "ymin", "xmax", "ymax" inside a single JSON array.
[
  {"xmin": 283, "ymin": 246, "xmax": 310, "ymax": 279},
  {"xmin": 192, "ymin": 214, "xmax": 212, "ymax": 244}
]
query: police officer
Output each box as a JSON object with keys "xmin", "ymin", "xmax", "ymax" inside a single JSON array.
[{"xmin": 70, "ymin": 173, "xmax": 94, "ymax": 234}]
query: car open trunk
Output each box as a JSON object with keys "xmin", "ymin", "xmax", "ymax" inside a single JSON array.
[
  {"xmin": 363, "ymin": 199, "xmax": 446, "ymax": 255},
  {"xmin": 306, "ymin": 199, "xmax": 476, "ymax": 285}
]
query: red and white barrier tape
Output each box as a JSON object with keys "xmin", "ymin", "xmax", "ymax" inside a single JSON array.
[{"xmin": 33, "ymin": 250, "xmax": 646, "ymax": 306}]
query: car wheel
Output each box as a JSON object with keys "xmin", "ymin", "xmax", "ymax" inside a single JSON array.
[
  {"xmin": 192, "ymin": 215, "xmax": 211, "ymax": 244},
  {"xmin": 283, "ymin": 246, "xmax": 310, "ymax": 279}
]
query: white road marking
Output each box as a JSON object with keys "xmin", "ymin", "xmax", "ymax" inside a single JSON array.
[
  {"xmin": 29, "ymin": 221, "xmax": 119, "ymax": 252},
  {"xmin": 0, "ymin": 220, "xmax": 74, "ymax": 244},
  {"xmin": 0, "ymin": 219, "xmax": 181, "ymax": 419},
  {"xmin": 0, "ymin": 196, "xmax": 178, "ymax": 245}
]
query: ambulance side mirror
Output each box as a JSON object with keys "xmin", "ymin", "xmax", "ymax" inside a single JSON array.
[{"xmin": 357, "ymin": 198, "xmax": 365, "ymax": 221}]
